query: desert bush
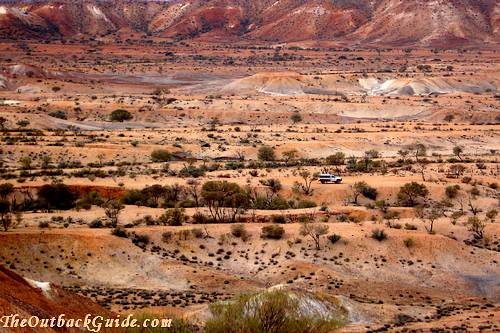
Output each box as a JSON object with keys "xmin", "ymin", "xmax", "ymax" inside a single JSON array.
[
  {"xmin": 486, "ymin": 209, "xmax": 498, "ymax": 222},
  {"xmin": 37, "ymin": 182, "xmax": 77, "ymax": 211},
  {"xmin": 352, "ymin": 182, "xmax": 378, "ymax": 204},
  {"xmin": 268, "ymin": 196, "xmax": 290, "ymax": 210},
  {"xmin": 261, "ymin": 224, "xmax": 285, "ymax": 240},
  {"xmin": 122, "ymin": 190, "xmax": 145, "ymax": 206},
  {"xmin": 271, "ymin": 215, "xmax": 287, "ymax": 224},
  {"xmin": 371, "ymin": 229, "xmax": 387, "ymax": 241},
  {"xmin": 445, "ymin": 185, "xmax": 460, "ymax": 199},
  {"xmin": 0, "ymin": 200, "xmax": 15, "ymax": 231},
  {"xmin": 77, "ymin": 191, "xmax": 104, "ymax": 209},
  {"xmin": 111, "ymin": 227, "xmax": 128, "ymax": 238},
  {"xmin": 162, "ymin": 231, "xmax": 173, "ymax": 243},
  {"xmin": 151, "ymin": 149, "xmax": 172, "ymax": 163},
  {"xmin": 230, "ymin": 224, "xmax": 247, "ymax": 238},
  {"xmin": 110, "ymin": 109, "xmax": 133, "ymax": 122},
  {"xmin": 204, "ymin": 289, "xmax": 343, "ymax": 333},
  {"xmin": 189, "ymin": 228, "xmax": 203, "ymax": 239},
  {"xmin": 404, "ymin": 223, "xmax": 418, "ymax": 231},
  {"xmin": 467, "ymin": 216, "xmax": 486, "ymax": 239},
  {"xmin": 326, "ymin": 152, "xmax": 345, "ymax": 166},
  {"xmin": 191, "ymin": 212, "xmax": 211, "ymax": 224},
  {"xmin": 103, "ymin": 200, "xmax": 125, "ymax": 228},
  {"xmin": 38, "ymin": 221, "xmax": 50, "ymax": 229},
  {"xmin": 131, "ymin": 233, "xmax": 150, "ymax": 247},
  {"xmin": 88, "ymin": 219, "xmax": 104, "ymax": 228},
  {"xmin": 297, "ymin": 200, "xmax": 317, "ymax": 209},
  {"xmin": 158, "ymin": 208, "xmax": 186, "ymax": 226},
  {"xmin": 299, "ymin": 221, "xmax": 329, "ymax": 250},
  {"xmin": 257, "ymin": 146, "xmax": 276, "ymax": 161},
  {"xmin": 327, "ymin": 234, "xmax": 342, "ymax": 245},
  {"xmin": 179, "ymin": 165, "xmax": 206, "ymax": 178},
  {"xmin": 49, "ymin": 110, "xmax": 67, "ymax": 119},
  {"xmin": 403, "ymin": 238, "xmax": 415, "ymax": 248},
  {"xmin": 336, "ymin": 214, "xmax": 348, "ymax": 222}
]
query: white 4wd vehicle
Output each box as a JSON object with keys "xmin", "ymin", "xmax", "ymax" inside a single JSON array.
[{"xmin": 319, "ymin": 174, "xmax": 342, "ymax": 184}]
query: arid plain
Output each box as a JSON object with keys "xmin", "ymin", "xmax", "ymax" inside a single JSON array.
[{"xmin": 0, "ymin": 38, "xmax": 499, "ymax": 333}]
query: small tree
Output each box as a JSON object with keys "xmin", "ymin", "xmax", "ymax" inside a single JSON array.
[
  {"xmin": 104, "ymin": 200, "xmax": 125, "ymax": 228},
  {"xmin": 453, "ymin": 146, "xmax": 464, "ymax": 161},
  {"xmin": 351, "ymin": 181, "xmax": 378, "ymax": 204},
  {"xmin": 294, "ymin": 171, "xmax": 317, "ymax": 196},
  {"xmin": 260, "ymin": 178, "xmax": 282, "ymax": 203},
  {"xmin": 186, "ymin": 179, "xmax": 201, "ymax": 207},
  {"xmin": 0, "ymin": 116, "xmax": 7, "ymax": 130},
  {"xmin": 0, "ymin": 183, "xmax": 14, "ymax": 201},
  {"xmin": 415, "ymin": 201, "xmax": 445, "ymax": 234},
  {"xmin": 258, "ymin": 146, "xmax": 276, "ymax": 162},
  {"xmin": 290, "ymin": 112, "xmax": 303, "ymax": 125},
  {"xmin": 208, "ymin": 117, "xmax": 220, "ymax": 131},
  {"xmin": 407, "ymin": 143, "xmax": 427, "ymax": 163},
  {"xmin": 300, "ymin": 221, "xmax": 329, "ymax": 250},
  {"xmin": 448, "ymin": 164, "xmax": 466, "ymax": 178},
  {"xmin": 19, "ymin": 156, "xmax": 32, "ymax": 172},
  {"xmin": 282, "ymin": 149, "xmax": 298, "ymax": 165},
  {"xmin": 0, "ymin": 200, "xmax": 14, "ymax": 231},
  {"xmin": 201, "ymin": 181, "xmax": 248, "ymax": 223},
  {"xmin": 38, "ymin": 182, "xmax": 76, "ymax": 211},
  {"xmin": 397, "ymin": 149, "xmax": 410, "ymax": 163},
  {"xmin": 397, "ymin": 182, "xmax": 429, "ymax": 207},
  {"xmin": 467, "ymin": 216, "xmax": 485, "ymax": 240}
]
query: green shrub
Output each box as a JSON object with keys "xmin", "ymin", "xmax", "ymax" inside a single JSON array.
[
  {"xmin": 191, "ymin": 212, "xmax": 211, "ymax": 224},
  {"xmin": 49, "ymin": 110, "xmax": 67, "ymax": 120},
  {"xmin": 88, "ymin": 219, "xmax": 104, "ymax": 228},
  {"xmin": 151, "ymin": 149, "xmax": 172, "ymax": 162},
  {"xmin": 404, "ymin": 223, "xmax": 418, "ymax": 231},
  {"xmin": 397, "ymin": 182, "xmax": 429, "ymax": 207},
  {"xmin": 158, "ymin": 208, "xmax": 186, "ymax": 226},
  {"xmin": 261, "ymin": 224, "xmax": 285, "ymax": 240},
  {"xmin": 110, "ymin": 109, "xmax": 133, "ymax": 122},
  {"xmin": 327, "ymin": 234, "xmax": 341, "ymax": 244},
  {"xmin": 271, "ymin": 215, "xmax": 287, "ymax": 224},
  {"xmin": 297, "ymin": 200, "xmax": 317, "ymax": 209},
  {"xmin": 38, "ymin": 221, "xmax": 50, "ymax": 229},
  {"xmin": 162, "ymin": 231, "xmax": 173, "ymax": 243},
  {"xmin": 191, "ymin": 228, "xmax": 205, "ymax": 239},
  {"xmin": 257, "ymin": 146, "xmax": 276, "ymax": 161},
  {"xmin": 111, "ymin": 227, "xmax": 128, "ymax": 238},
  {"xmin": 371, "ymin": 229, "xmax": 387, "ymax": 241},
  {"xmin": 231, "ymin": 224, "xmax": 247, "ymax": 238},
  {"xmin": 403, "ymin": 238, "xmax": 415, "ymax": 248},
  {"xmin": 205, "ymin": 289, "xmax": 343, "ymax": 333},
  {"xmin": 122, "ymin": 190, "xmax": 145, "ymax": 205}
]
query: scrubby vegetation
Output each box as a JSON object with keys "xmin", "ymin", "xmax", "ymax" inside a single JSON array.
[{"xmin": 205, "ymin": 289, "xmax": 343, "ymax": 333}]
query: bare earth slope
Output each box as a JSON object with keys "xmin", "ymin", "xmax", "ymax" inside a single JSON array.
[{"xmin": 0, "ymin": 265, "xmax": 111, "ymax": 333}]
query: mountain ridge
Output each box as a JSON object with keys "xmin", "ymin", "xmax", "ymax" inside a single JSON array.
[{"xmin": 0, "ymin": 0, "xmax": 498, "ymax": 47}]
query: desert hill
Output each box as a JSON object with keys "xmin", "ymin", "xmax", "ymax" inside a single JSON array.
[
  {"xmin": 0, "ymin": 265, "xmax": 111, "ymax": 332},
  {"xmin": 0, "ymin": 0, "xmax": 498, "ymax": 47}
]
